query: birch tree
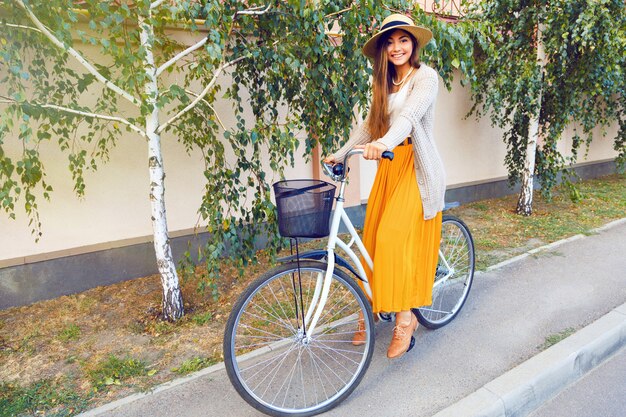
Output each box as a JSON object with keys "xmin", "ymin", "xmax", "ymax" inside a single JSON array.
[
  {"xmin": 468, "ymin": 0, "xmax": 626, "ymax": 215},
  {"xmin": 1, "ymin": 0, "xmax": 484, "ymax": 320},
  {"xmin": 0, "ymin": 1, "xmax": 386, "ymax": 319},
  {"xmin": 0, "ymin": 0, "xmax": 274, "ymax": 320},
  {"xmin": 516, "ymin": 24, "xmax": 546, "ymax": 215}
]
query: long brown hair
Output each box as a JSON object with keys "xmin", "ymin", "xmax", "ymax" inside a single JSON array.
[{"xmin": 366, "ymin": 29, "xmax": 421, "ymax": 140}]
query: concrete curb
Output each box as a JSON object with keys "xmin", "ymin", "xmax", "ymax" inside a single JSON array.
[
  {"xmin": 77, "ymin": 217, "xmax": 626, "ymax": 417},
  {"xmin": 432, "ymin": 302, "xmax": 626, "ymax": 417}
]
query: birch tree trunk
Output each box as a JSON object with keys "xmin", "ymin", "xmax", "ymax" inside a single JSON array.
[
  {"xmin": 515, "ymin": 24, "xmax": 546, "ymax": 216},
  {"xmin": 516, "ymin": 119, "xmax": 539, "ymax": 215},
  {"xmin": 140, "ymin": 14, "xmax": 184, "ymax": 320}
]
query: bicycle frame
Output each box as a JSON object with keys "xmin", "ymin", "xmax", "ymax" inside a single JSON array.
[
  {"xmin": 225, "ymin": 151, "xmax": 475, "ymax": 417},
  {"xmin": 299, "ymin": 150, "xmax": 454, "ymax": 340},
  {"xmin": 303, "ymin": 178, "xmax": 373, "ymax": 339}
]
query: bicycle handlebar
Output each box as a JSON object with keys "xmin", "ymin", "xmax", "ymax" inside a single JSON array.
[{"xmin": 322, "ymin": 149, "xmax": 394, "ymax": 181}]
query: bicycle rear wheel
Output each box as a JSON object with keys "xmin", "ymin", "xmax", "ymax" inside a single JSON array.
[
  {"xmin": 414, "ymin": 215, "xmax": 475, "ymax": 329},
  {"xmin": 224, "ymin": 260, "xmax": 375, "ymax": 417}
]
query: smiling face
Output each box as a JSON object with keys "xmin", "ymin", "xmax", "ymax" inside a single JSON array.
[{"xmin": 385, "ymin": 29, "xmax": 414, "ymax": 70}]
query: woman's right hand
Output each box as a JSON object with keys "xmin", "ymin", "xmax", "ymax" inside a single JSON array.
[{"xmin": 355, "ymin": 141, "xmax": 387, "ymax": 160}]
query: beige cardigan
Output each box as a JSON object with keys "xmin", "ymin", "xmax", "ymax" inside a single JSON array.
[{"xmin": 331, "ymin": 64, "xmax": 446, "ymax": 220}]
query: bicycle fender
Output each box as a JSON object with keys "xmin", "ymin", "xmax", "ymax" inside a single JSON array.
[{"xmin": 277, "ymin": 250, "xmax": 366, "ymax": 282}]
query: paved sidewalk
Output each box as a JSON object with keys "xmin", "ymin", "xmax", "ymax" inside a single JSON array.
[{"xmin": 80, "ymin": 219, "xmax": 626, "ymax": 417}]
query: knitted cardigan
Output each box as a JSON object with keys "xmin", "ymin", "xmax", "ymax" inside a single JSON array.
[{"xmin": 332, "ymin": 64, "xmax": 446, "ymax": 220}]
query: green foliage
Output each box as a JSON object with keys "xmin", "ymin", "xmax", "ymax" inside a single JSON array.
[
  {"xmin": 86, "ymin": 354, "xmax": 150, "ymax": 391},
  {"xmin": 540, "ymin": 327, "xmax": 576, "ymax": 350},
  {"xmin": 418, "ymin": 10, "xmax": 481, "ymax": 89},
  {"xmin": 170, "ymin": 356, "xmax": 217, "ymax": 375},
  {"xmin": 190, "ymin": 311, "xmax": 213, "ymax": 326},
  {"xmin": 0, "ymin": 379, "xmax": 88, "ymax": 417},
  {"xmin": 0, "ymin": 0, "xmax": 479, "ymax": 305},
  {"xmin": 57, "ymin": 323, "xmax": 81, "ymax": 342},
  {"xmin": 467, "ymin": 0, "xmax": 626, "ymax": 196},
  {"xmin": 181, "ymin": 1, "xmax": 478, "ymax": 293}
]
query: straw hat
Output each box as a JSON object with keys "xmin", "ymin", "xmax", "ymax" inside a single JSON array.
[{"xmin": 362, "ymin": 13, "xmax": 432, "ymax": 59}]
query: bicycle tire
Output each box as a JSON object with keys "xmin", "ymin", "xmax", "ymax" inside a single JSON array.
[
  {"xmin": 223, "ymin": 260, "xmax": 375, "ymax": 417},
  {"xmin": 414, "ymin": 215, "xmax": 475, "ymax": 329}
]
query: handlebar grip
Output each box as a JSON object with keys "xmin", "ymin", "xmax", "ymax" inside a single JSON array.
[
  {"xmin": 332, "ymin": 164, "xmax": 345, "ymax": 176},
  {"xmin": 382, "ymin": 151, "xmax": 394, "ymax": 161}
]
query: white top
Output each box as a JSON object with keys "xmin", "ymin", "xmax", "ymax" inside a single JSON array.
[
  {"xmin": 380, "ymin": 83, "xmax": 412, "ymax": 149},
  {"xmin": 388, "ymin": 83, "xmax": 409, "ymax": 124}
]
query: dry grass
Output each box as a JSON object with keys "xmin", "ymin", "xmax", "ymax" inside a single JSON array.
[
  {"xmin": 0, "ymin": 173, "xmax": 624, "ymax": 416},
  {"xmin": 448, "ymin": 174, "xmax": 626, "ymax": 269},
  {"xmin": 0, "ymin": 258, "xmax": 270, "ymax": 416}
]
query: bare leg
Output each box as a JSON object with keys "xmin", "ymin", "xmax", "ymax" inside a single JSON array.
[{"xmin": 352, "ymin": 311, "xmax": 366, "ymax": 346}]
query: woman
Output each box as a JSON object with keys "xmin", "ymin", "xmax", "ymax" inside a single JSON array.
[{"xmin": 324, "ymin": 14, "xmax": 446, "ymax": 359}]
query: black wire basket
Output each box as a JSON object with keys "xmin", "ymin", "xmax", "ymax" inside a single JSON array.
[{"xmin": 273, "ymin": 179, "xmax": 336, "ymax": 238}]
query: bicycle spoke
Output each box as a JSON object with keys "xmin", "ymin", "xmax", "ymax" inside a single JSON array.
[
  {"xmin": 225, "ymin": 262, "xmax": 374, "ymax": 415},
  {"xmin": 416, "ymin": 217, "xmax": 475, "ymax": 328},
  {"xmin": 240, "ymin": 340, "xmax": 295, "ymax": 372},
  {"xmin": 306, "ymin": 343, "xmax": 329, "ymax": 402},
  {"xmin": 312, "ymin": 341, "xmax": 364, "ymax": 363},
  {"xmin": 307, "ymin": 344, "xmax": 350, "ymax": 386}
]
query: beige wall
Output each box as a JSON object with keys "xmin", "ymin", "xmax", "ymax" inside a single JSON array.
[
  {"xmin": 355, "ymin": 75, "xmax": 618, "ymax": 202},
  {"xmin": 0, "ymin": 62, "xmax": 619, "ymax": 265},
  {"xmin": 0, "ymin": 72, "xmax": 313, "ymax": 264}
]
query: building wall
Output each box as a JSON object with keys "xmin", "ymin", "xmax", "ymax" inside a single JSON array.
[
  {"xmin": 354, "ymin": 74, "xmax": 618, "ymax": 201},
  {"xmin": 1, "ymin": 69, "xmax": 619, "ymax": 267}
]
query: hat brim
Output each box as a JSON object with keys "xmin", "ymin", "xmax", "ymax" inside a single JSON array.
[{"xmin": 362, "ymin": 25, "xmax": 432, "ymax": 59}]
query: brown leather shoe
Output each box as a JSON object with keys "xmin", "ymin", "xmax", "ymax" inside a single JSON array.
[
  {"xmin": 352, "ymin": 312, "xmax": 367, "ymax": 346},
  {"xmin": 387, "ymin": 314, "xmax": 418, "ymax": 359}
]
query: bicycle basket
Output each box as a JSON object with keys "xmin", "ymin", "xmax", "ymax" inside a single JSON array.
[{"xmin": 273, "ymin": 179, "xmax": 336, "ymax": 238}]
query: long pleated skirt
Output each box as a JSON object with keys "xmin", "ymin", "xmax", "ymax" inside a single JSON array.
[{"xmin": 360, "ymin": 141, "xmax": 442, "ymax": 313}]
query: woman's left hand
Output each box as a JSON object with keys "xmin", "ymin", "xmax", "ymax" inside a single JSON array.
[{"xmin": 356, "ymin": 142, "xmax": 388, "ymax": 160}]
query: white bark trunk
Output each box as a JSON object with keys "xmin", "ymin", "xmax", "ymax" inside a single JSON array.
[
  {"xmin": 140, "ymin": 15, "xmax": 184, "ymax": 320},
  {"xmin": 516, "ymin": 24, "xmax": 546, "ymax": 216},
  {"xmin": 516, "ymin": 120, "xmax": 539, "ymax": 216}
]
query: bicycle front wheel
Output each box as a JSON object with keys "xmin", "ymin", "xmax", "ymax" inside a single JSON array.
[
  {"xmin": 223, "ymin": 260, "xmax": 375, "ymax": 417},
  {"xmin": 414, "ymin": 215, "xmax": 475, "ymax": 329}
]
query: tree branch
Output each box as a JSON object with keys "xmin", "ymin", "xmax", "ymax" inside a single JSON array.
[
  {"xmin": 14, "ymin": 0, "xmax": 141, "ymax": 108},
  {"xmin": 156, "ymin": 4, "xmax": 271, "ymax": 77},
  {"xmin": 185, "ymin": 89, "xmax": 226, "ymax": 130},
  {"xmin": 235, "ymin": 4, "xmax": 272, "ymax": 16},
  {"xmin": 1, "ymin": 96, "xmax": 146, "ymax": 137},
  {"xmin": 150, "ymin": 0, "xmax": 168, "ymax": 9},
  {"xmin": 325, "ymin": 5, "xmax": 354, "ymax": 19},
  {"xmin": 2, "ymin": 22, "xmax": 42, "ymax": 33},
  {"xmin": 155, "ymin": 4, "xmax": 274, "ymax": 134},
  {"xmin": 44, "ymin": 104, "xmax": 146, "ymax": 137},
  {"xmin": 0, "ymin": 95, "xmax": 146, "ymax": 138},
  {"xmin": 157, "ymin": 56, "xmax": 245, "ymax": 134},
  {"xmin": 156, "ymin": 36, "xmax": 209, "ymax": 77}
]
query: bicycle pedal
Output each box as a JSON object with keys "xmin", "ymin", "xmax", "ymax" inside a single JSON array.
[
  {"xmin": 378, "ymin": 313, "xmax": 393, "ymax": 322},
  {"xmin": 407, "ymin": 336, "xmax": 416, "ymax": 352}
]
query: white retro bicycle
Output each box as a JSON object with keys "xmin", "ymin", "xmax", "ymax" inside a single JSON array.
[{"xmin": 223, "ymin": 149, "xmax": 475, "ymax": 417}]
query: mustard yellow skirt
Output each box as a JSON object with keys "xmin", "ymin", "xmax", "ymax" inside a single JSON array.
[{"xmin": 360, "ymin": 141, "xmax": 442, "ymax": 313}]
